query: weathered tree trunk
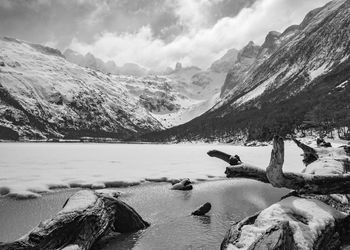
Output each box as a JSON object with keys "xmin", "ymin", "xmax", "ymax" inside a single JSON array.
[
  {"xmin": 209, "ymin": 137, "xmax": 350, "ymax": 194},
  {"xmin": 0, "ymin": 190, "xmax": 149, "ymax": 250},
  {"xmin": 209, "ymin": 136, "xmax": 350, "ymax": 250}
]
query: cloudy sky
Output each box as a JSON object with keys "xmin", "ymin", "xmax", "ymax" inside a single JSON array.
[{"xmin": 0, "ymin": 0, "xmax": 330, "ymax": 70}]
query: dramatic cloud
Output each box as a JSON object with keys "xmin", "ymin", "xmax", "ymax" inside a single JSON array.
[
  {"xmin": 0, "ymin": 0, "xmax": 330, "ymax": 70},
  {"xmin": 70, "ymin": 0, "xmax": 330, "ymax": 70}
]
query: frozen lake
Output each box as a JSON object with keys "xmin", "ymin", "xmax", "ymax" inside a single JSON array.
[
  {"xmin": 0, "ymin": 142, "xmax": 306, "ymax": 249},
  {"xmin": 0, "ymin": 142, "xmax": 305, "ymax": 198}
]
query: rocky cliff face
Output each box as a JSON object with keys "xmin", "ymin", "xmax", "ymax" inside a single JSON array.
[
  {"xmin": 142, "ymin": 0, "xmax": 350, "ymax": 142},
  {"xmin": 220, "ymin": 41, "xmax": 261, "ymax": 97}
]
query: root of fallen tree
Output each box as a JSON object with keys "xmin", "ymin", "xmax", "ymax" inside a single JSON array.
[
  {"xmin": 208, "ymin": 136, "xmax": 350, "ymax": 250},
  {"xmin": 0, "ymin": 190, "xmax": 149, "ymax": 250}
]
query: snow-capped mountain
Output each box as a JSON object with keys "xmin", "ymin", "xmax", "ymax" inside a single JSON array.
[
  {"xmin": 218, "ymin": 0, "xmax": 349, "ymax": 108},
  {"xmin": 63, "ymin": 49, "xmax": 148, "ymax": 77},
  {"xmin": 64, "ymin": 49, "xmax": 230, "ymax": 128},
  {"xmin": 0, "ymin": 37, "xmax": 163, "ymax": 140},
  {"xmin": 121, "ymin": 62, "xmax": 227, "ymax": 128},
  {"xmin": 0, "ymin": 37, "xmax": 231, "ymax": 140},
  {"xmin": 142, "ymin": 0, "xmax": 350, "ymax": 142}
]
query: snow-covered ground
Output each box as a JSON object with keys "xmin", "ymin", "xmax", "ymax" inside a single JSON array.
[{"xmin": 0, "ymin": 142, "xmax": 305, "ymax": 199}]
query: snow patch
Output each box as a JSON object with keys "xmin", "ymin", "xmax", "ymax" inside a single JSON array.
[
  {"xmin": 60, "ymin": 190, "xmax": 97, "ymax": 213},
  {"xmin": 233, "ymin": 72, "xmax": 280, "ymax": 105},
  {"xmin": 336, "ymin": 80, "xmax": 348, "ymax": 89},
  {"xmin": 340, "ymin": 54, "xmax": 349, "ymax": 63},
  {"xmin": 309, "ymin": 64, "xmax": 328, "ymax": 81}
]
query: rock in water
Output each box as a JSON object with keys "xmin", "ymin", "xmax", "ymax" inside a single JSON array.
[
  {"xmin": 192, "ymin": 202, "xmax": 212, "ymax": 216},
  {"xmin": 171, "ymin": 178, "xmax": 193, "ymax": 190}
]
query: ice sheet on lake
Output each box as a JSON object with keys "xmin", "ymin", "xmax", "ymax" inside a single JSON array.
[{"xmin": 0, "ymin": 142, "xmax": 305, "ymax": 199}]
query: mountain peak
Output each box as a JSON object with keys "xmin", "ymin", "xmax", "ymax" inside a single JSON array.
[
  {"xmin": 261, "ymin": 31, "xmax": 281, "ymax": 49},
  {"xmin": 210, "ymin": 48, "xmax": 238, "ymax": 73},
  {"xmin": 175, "ymin": 62, "xmax": 182, "ymax": 71},
  {"xmin": 238, "ymin": 41, "xmax": 260, "ymax": 60}
]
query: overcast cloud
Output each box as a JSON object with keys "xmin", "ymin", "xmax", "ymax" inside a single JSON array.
[{"xmin": 0, "ymin": 0, "xmax": 330, "ymax": 70}]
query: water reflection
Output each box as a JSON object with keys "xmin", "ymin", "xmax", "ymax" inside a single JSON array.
[
  {"xmin": 194, "ymin": 215, "xmax": 211, "ymax": 225},
  {"xmin": 0, "ymin": 180, "xmax": 288, "ymax": 250},
  {"xmin": 94, "ymin": 231, "xmax": 143, "ymax": 250},
  {"xmin": 181, "ymin": 190, "xmax": 192, "ymax": 201}
]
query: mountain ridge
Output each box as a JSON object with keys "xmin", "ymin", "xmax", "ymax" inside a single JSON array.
[
  {"xmin": 0, "ymin": 37, "xmax": 233, "ymax": 140},
  {"xmin": 140, "ymin": 0, "xmax": 350, "ymax": 142}
]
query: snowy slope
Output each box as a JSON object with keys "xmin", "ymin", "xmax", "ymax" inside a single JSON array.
[
  {"xmin": 64, "ymin": 51, "xmax": 229, "ymax": 128},
  {"xmin": 0, "ymin": 37, "xmax": 162, "ymax": 139},
  {"xmin": 156, "ymin": 64, "xmax": 226, "ymax": 127},
  {"xmin": 122, "ymin": 69, "xmax": 226, "ymax": 128},
  {"xmin": 218, "ymin": 0, "xmax": 349, "ymax": 109},
  {"xmin": 64, "ymin": 49, "xmax": 229, "ymax": 128}
]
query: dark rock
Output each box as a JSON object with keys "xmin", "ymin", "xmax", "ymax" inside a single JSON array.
[
  {"xmin": 192, "ymin": 202, "xmax": 212, "ymax": 216},
  {"xmin": 0, "ymin": 126, "xmax": 19, "ymax": 140}
]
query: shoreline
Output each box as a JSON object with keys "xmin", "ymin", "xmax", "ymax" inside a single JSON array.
[
  {"xmin": 0, "ymin": 141, "xmax": 315, "ymax": 199},
  {"xmin": 0, "ymin": 176, "xmax": 228, "ymax": 200},
  {"xmin": 1, "ymin": 135, "xmax": 348, "ymax": 146}
]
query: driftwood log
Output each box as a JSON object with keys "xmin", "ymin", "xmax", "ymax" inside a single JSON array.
[
  {"xmin": 209, "ymin": 136, "xmax": 350, "ymax": 250},
  {"xmin": 209, "ymin": 137, "xmax": 350, "ymax": 194},
  {"xmin": 0, "ymin": 190, "xmax": 149, "ymax": 250}
]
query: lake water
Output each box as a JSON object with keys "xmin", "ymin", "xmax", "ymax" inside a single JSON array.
[
  {"xmin": 0, "ymin": 142, "xmax": 305, "ymax": 249},
  {"xmin": 0, "ymin": 181, "xmax": 289, "ymax": 249}
]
